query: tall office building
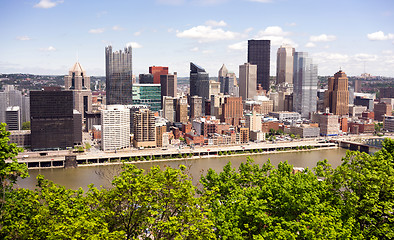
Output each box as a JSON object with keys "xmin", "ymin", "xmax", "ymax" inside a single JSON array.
[
  {"xmin": 101, "ymin": 105, "xmax": 130, "ymax": 151},
  {"xmin": 139, "ymin": 74, "xmax": 154, "ymax": 84},
  {"xmin": 293, "ymin": 52, "xmax": 318, "ymax": 118},
  {"xmin": 5, "ymin": 106, "xmax": 21, "ymax": 130},
  {"xmin": 105, "ymin": 45, "xmax": 133, "ymax": 105},
  {"xmin": 133, "ymin": 108, "xmax": 156, "ymax": 148},
  {"xmin": 64, "ymin": 62, "xmax": 92, "ymax": 119},
  {"xmin": 239, "ymin": 63, "xmax": 257, "ymax": 100},
  {"xmin": 0, "ymin": 85, "xmax": 29, "ymax": 124},
  {"xmin": 190, "ymin": 96, "xmax": 202, "ymax": 119},
  {"xmin": 163, "ymin": 96, "xmax": 176, "ymax": 122},
  {"xmin": 248, "ymin": 40, "xmax": 270, "ymax": 91},
  {"xmin": 190, "ymin": 62, "xmax": 209, "ymax": 98},
  {"xmin": 160, "ymin": 72, "xmax": 177, "ymax": 102},
  {"xmin": 221, "ymin": 97, "xmax": 243, "ymax": 126},
  {"xmin": 30, "ymin": 87, "xmax": 81, "ymax": 150},
  {"xmin": 149, "ymin": 66, "xmax": 168, "ymax": 84},
  {"xmin": 176, "ymin": 97, "xmax": 188, "ymax": 123},
  {"xmin": 276, "ymin": 45, "xmax": 295, "ymax": 85},
  {"xmin": 324, "ymin": 70, "xmax": 349, "ymax": 116},
  {"xmin": 219, "ymin": 64, "xmax": 228, "ymax": 94},
  {"xmin": 132, "ymin": 84, "xmax": 161, "ymax": 112}
]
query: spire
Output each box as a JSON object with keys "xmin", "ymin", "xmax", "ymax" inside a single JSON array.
[{"xmin": 70, "ymin": 62, "xmax": 85, "ymax": 73}]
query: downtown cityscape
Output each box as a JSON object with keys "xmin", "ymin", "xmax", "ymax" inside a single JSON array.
[{"xmin": 1, "ymin": 0, "xmax": 394, "ymax": 239}]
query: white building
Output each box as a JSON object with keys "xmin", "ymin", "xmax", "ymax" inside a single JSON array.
[
  {"xmin": 101, "ymin": 105, "xmax": 130, "ymax": 151},
  {"xmin": 239, "ymin": 63, "xmax": 257, "ymax": 101}
]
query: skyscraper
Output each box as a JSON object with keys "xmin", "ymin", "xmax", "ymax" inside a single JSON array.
[
  {"xmin": 0, "ymin": 85, "xmax": 29, "ymax": 124},
  {"xmin": 149, "ymin": 66, "xmax": 168, "ymax": 84},
  {"xmin": 324, "ymin": 70, "xmax": 349, "ymax": 116},
  {"xmin": 293, "ymin": 52, "xmax": 318, "ymax": 118},
  {"xmin": 239, "ymin": 63, "xmax": 257, "ymax": 100},
  {"xmin": 160, "ymin": 72, "xmax": 177, "ymax": 102},
  {"xmin": 221, "ymin": 97, "xmax": 243, "ymax": 126},
  {"xmin": 132, "ymin": 84, "xmax": 161, "ymax": 112},
  {"xmin": 218, "ymin": 64, "xmax": 237, "ymax": 96},
  {"xmin": 248, "ymin": 40, "xmax": 270, "ymax": 91},
  {"xmin": 105, "ymin": 45, "xmax": 133, "ymax": 105},
  {"xmin": 64, "ymin": 62, "xmax": 92, "ymax": 119},
  {"xmin": 190, "ymin": 62, "xmax": 209, "ymax": 98},
  {"xmin": 276, "ymin": 45, "xmax": 295, "ymax": 85},
  {"xmin": 218, "ymin": 64, "xmax": 228, "ymax": 94},
  {"xmin": 30, "ymin": 87, "xmax": 81, "ymax": 150},
  {"xmin": 5, "ymin": 106, "xmax": 21, "ymax": 131}
]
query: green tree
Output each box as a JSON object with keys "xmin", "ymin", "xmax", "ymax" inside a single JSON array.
[
  {"xmin": 21, "ymin": 121, "xmax": 30, "ymax": 130},
  {"xmin": 0, "ymin": 123, "xmax": 28, "ymax": 215},
  {"xmin": 85, "ymin": 142, "xmax": 91, "ymax": 151},
  {"xmin": 93, "ymin": 164, "xmax": 215, "ymax": 239}
]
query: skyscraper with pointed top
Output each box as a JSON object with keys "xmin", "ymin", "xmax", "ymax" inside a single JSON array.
[
  {"xmin": 64, "ymin": 62, "xmax": 92, "ymax": 119},
  {"xmin": 105, "ymin": 45, "xmax": 133, "ymax": 105}
]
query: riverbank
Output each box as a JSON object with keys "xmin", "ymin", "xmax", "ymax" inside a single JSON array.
[{"xmin": 78, "ymin": 145, "xmax": 339, "ymax": 167}]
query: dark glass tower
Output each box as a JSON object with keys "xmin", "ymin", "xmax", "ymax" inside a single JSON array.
[
  {"xmin": 247, "ymin": 40, "xmax": 271, "ymax": 91},
  {"xmin": 189, "ymin": 62, "xmax": 209, "ymax": 98},
  {"xmin": 105, "ymin": 45, "xmax": 133, "ymax": 105}
]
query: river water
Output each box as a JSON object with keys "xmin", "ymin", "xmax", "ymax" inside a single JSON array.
[{"xmin": 17, "ymin": 148, "xmax": 348, "ymax": 191}]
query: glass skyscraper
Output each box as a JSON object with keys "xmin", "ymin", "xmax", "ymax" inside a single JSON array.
[
  {"xmin": 105, "ymin": 45, "xmax": 133, "ymax": 105},
  {"xmin": 190, "ymin": 62, "xmax": 209, "ymax": 98},
  {"xmin": 248, "ymin": 40, "xmax": 270, "ymax": 91},
  {"xmin": 293, "ymin": 52, "xmax": 318, "ymax": 118}
]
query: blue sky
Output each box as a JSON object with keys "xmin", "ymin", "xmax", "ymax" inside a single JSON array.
[{"xmin": 0, "ymin": 0, "xmax": 393, "ymax": 77}]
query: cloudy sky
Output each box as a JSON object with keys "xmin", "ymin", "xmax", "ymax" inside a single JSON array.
[{"xmin": 0, "ymin": 0, "xmax": 393, "ymax": 77}]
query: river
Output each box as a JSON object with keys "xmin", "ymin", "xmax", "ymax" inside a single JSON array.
[{"xmin": 17, "ymin": 148, "xmax": 348, "ymax": 191}]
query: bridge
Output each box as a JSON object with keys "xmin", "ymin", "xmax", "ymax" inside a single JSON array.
[{"xmin": 333, "ymin": 136, "xmax": 388, "ymax": 154}]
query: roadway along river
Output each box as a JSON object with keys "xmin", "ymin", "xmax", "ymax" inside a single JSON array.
[{"xmin": 17, "ymin": 148, "xmax": 348, "ymax": 190}]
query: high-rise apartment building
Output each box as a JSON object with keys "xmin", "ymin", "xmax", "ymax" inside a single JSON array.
[
  {"xmin": 132, "ymin": 84, "xmax": 161, "ymax": 112},
  {"xmin": 221, "ymin": 97, "xmax": 243, "ymax": 126},
  {"xmin": 101, "ymin": 105, "xmax": 130, "ymax": 151},
  {"xmin": 64, "ymin": 62, "xmax": 92, "ymax": 119},
  {"xmin": 105, "ymin": 45, "xmax": 133, "ymax": 105},
  {"xmin": 324, "ymin": 70, "xmax": 349, "ymax": 115},
  {"xmin": 30, "ymin": 88, "xmax": 81, "ymax": 150},
  {"xmin": 276, "ymin": 45, "xmax": 295, "ymax": 85},
  {"xmin": 293, "ymin": 52, "xmax": 318, "ymax": 118},
  {"xmin": 248, "ymin": 40, "xmax": 270, "ymax": 91},
  {"xmin": 160, "ymin": 72, "xmax": 177, "ymax": 101},
  {"xmin": 239, "ymin": 63, "xmax": 257, "ymax": 100},
  {"xmin": 5, "ymin": 106, "xmax": 21, "ymax": 131},
  {"xmin": 133, "ymin": 108, "xmax": 156, "ymax": 148},
  {"xmin": 149, "ymin": 66, "xmax": 168, "ymax": 84}
]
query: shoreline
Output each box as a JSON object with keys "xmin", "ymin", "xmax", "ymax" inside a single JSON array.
[{"xmin": 75, "ymin": 146, "xmax": 339, "ymax": 168}]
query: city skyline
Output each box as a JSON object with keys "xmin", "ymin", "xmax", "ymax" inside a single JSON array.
[{"xmin": 1, "ymin": 0, "xmax": 394, "ymax": 77}]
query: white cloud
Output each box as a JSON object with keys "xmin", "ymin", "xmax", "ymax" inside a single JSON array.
[
  {"xmin": 248, "ymin": 0, "xmax": 272, "ymax": 3},
  {"xmin": 355, "ymin": 53, "xmax": 378, "ymax": 62},
  {"xmin": 134, "ymin": 31, "xmax": 142, "ymax": 36},
  {"xmin": 382, "ymin": 50, "xmax": 393, "ymax": 54},
  {"xmin": 254, "ymin": 26, "xmax": 297, "ymax": 47},
  {"xmin": 305, "ymin": 42, "xmax": 316, "ymax": 48},
  {"xmin": 205, "ymin": 20, "xmax": 227, "ymax": 27},
  {"xmin": 126, "ymin": 42, "xmax": 142, "ymax": 49},
  {"xmin": 287, "ymin": 22, "xmax": 297, "ymax": 27},
  {"xmin": 112, "ymin": 25, "xmax": 124, "ymax": 31},
  {"xmin": 309, "ymin": 34, "xmax": 336, "ymax": 42},
  {"xmin": 40, "ymin": 46, "xmax": 56, "ymax": 52},
  {"xmin": 16, "ymin": 36, "xmax": 31, "ymax": 41},
  {"xmin": 34, "ymin": 0, "xmax": 63, "ymax": 9},
  {"xmin": 312, "ymin": 52, "xmax": 350, "ymax": 63},
  {"xmin": 228, "ymin": 41, "xmax": 247, "ymax": 50},
  {"xmin": 190, "ymin": 47, "xmax": 199, "ymax": 52},
  {"xmin": 367, "ymin": 31, "xmax": 394, "ymax": 41},
  {"xmin": 176, "ymin": 25, "xmax": 240, "ymax": 42},
  {"xmin": 89, "ymin": 28, "xmax": 105, "ymax": 34}
]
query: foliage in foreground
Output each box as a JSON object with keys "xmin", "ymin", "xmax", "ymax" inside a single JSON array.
[{"xmin": 0, "ymin": 120, "xmax": 393, "ymax": 239}]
